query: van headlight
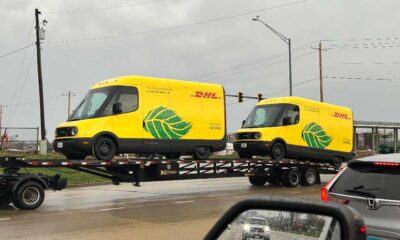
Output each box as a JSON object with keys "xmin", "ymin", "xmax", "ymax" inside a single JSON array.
[
  {"xmin": 254, "ymin": 132, "xmax": 261, "ymax": 139},
  {"xmin": 70, "ymin": 127, "xmax": 78, "ymax": 136},
  {"xmin": 235, "ymin": 133, "xmax": 240, "ymax": 140},
  {"xmin": 243, "ymin": 224, "xmax": 250, "ymax": 232}
]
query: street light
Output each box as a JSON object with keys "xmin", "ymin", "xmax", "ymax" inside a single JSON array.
[{"xmin": 252, "ymin": 15, "xmax": 293, "ymax": 96}]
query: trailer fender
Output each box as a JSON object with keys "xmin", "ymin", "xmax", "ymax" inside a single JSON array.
[{"xmin": 10, "ymin": 175, "xmax": 48, "ymax": 192}]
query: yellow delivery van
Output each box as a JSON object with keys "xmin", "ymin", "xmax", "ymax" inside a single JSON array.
[
  {"xmin": 53, "ymin": 76, "xmax": 226, "ymax": 160},
  {"xmin": 233, "ymin": 96, "xmax": 353, "ymax": 167}
]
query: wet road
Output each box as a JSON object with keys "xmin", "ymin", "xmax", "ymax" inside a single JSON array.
[{"xmin": 0, "ymin": 176, "xmax": 332, "ymax": 240}]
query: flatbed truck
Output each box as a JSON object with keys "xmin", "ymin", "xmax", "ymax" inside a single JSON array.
[{"xmin": 0, "ymin": 156, "xmax": 339, "ymax": 210}]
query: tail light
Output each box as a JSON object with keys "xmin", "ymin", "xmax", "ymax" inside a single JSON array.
[{"xmin": 321, "ymin": 187, "xmax": 329, "ymax": 201}]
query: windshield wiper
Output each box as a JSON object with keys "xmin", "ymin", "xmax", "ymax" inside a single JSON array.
[{"xmin": 344, "ymin": 189, "xmax": 377, "ymax": 198}]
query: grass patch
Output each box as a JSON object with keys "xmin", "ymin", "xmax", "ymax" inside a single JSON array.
[{"xmin": 1, "ymin": 152, "xmax": 108, "ymax": 187}]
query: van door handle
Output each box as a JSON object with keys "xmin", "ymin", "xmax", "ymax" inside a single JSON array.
[{"xmin": 143, "ymin": 121, "xmax": 146, "ymax": 127}]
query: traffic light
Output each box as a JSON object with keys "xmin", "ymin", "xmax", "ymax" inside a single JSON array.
[
  {"xmin": 257, "ymin": 93, "xmax": 263, "ymax": 102},
  {"xmin": 238, "ymin": 92, "xmax": 243, "ymax": 103}
]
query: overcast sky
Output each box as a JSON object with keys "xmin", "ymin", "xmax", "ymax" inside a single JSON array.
[{"xmin": 1, "ymin": 0, "xmax": 400, "ymax": 141}]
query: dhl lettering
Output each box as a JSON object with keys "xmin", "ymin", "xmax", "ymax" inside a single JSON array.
[
  {"xmin": 191, "ymin": 91, "xmax": 220, "ymax": 99},
  {"xmin": 332, "ymin": 112, "xmax": 351, "ymax": 120}
]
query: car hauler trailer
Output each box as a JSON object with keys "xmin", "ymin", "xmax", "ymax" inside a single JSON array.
[{"xmin": 0, "ymin": 156, "xmax": 339, "ymax": 210}]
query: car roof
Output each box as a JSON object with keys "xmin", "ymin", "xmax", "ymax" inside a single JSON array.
[{"xmin": 354, "ymin": 153, "xmax": 400, "ymax": 163}]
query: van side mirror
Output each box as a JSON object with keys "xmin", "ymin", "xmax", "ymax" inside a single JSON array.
[
  {"xmin": 113, "ymin": 103, "xmax": 123, "ymax": 115},
  {"xmin": 242, "ymin": 120, "xmax": 246, "ymax": 127},
  {"xmin": 282, "ymin": 116, "xmax": 292, "ymax": 126}
]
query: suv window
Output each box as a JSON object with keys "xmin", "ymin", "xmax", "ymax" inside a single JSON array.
[{"xmin": 330, "ymin": 164, "xmax": 400, "ymax": 200}]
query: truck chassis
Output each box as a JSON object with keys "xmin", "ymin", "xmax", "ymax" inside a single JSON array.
[{"xmin": 0, "ymin": 156, "xmax": 339, "ymax": 210}]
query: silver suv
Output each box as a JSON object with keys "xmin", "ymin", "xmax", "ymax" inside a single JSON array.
[
  {"xmin": 242, "ymin": 217, "xmax": 271, "ymax": 240},
  {"xmin": 322, "ymin": 154, "xmax": 400, "ymax": 239}
]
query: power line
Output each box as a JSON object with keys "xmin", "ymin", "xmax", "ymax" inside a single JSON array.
[
  {"xmin": 268, "ymin": 77, "xmax": 319, "ymax": 96},
  {"xmin": 200, "ymin": 51, "xmax": 316, "ymax": 82},
  {"xmin": 322, "ymin": 37, "xmax": 400, "ymax": 42},
  {"xmin": 330, "ymin": 61, "xmax": 400, "ymax": 65},
  {"xmin": 0, "ymin": 43, "xmax": 34, "ymax": 58},
  {"xmin": 44, "ymin": 0, "xmax": 307, "ymax": 44},
  {"xmin": 324, "ymin": 76, "xmax": 400, "ymax": 82},
  {"xmin": 48, "ymin": 0, "xmax": 162, "ymax": 14},
  {"xmin": 191, "ymin": 41, "xmax": 317, "ymax": 80}
]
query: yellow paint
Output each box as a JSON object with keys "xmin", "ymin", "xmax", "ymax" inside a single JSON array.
[
  {"xmin": 234, "ymin": 96, "xmax": 353, "ymax": 153},
  {"xmin": 55, "ymin": 76, "xmax": 225, "ymax": 141}
]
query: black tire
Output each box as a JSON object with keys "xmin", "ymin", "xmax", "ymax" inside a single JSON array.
[
  {"xmin": 248, "ymin": 176, "xmax": 267, "ymax": 186},
  {"xmin": 164, "ymin": 153, "xmax": 181, "ymax": 159},
  {"xmin": 238, "ymin": 152, "xmax": 252, "ymax": 159},
  {"xmin": 282, "ymin": 168, "xmax": 300, "ymax": 187},
  {"xmin": 193, "ymin": 146, "xmax": 211, "ymax": 160},
  {"xmin": 12, "ymin": 181, "xmax": 45, "ymax": 210},
  {"xmin": 65, "ymin": 153, "xmax": 87, "ymax": 160},
  {"xmin": 332, "ymin": 157, "xmax": 343, "ymax": 169},
  {"xmin": 270, "ymin": 142, "xmax": 286, "ymax": 160},
  {"xmin": 267, "ymin": 168, "xmax": 281, "ymax": 186},
  {"xmin": 300, "ymin": 168, "xmax": 317, "ymax": 186},
  {"xmin": 92, "ymin": 137, "xmax": 117, "ymax": 160}
]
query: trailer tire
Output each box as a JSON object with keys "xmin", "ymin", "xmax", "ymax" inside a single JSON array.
[
  {"xmin": 270, "ymin": 142, "xmax": 286, "ymax": 160},
  {"xmin": 12, "ymin": 181, "xmax": 45, "ymax": 210},
  {"xmin": 193, "ymin": 146, "xmax": 210, "ymax": 160},
  {"xmin": 249, "ymin": 176, "xmax": 267, "ymax": 186},
  {"xmin": 92, "ymin": 137, "xmax": 117, "ymax": 160},
  {"xmin": 282, "ymin": 169, "xmax": 300, "ymax": 187},
  {"xmin": 300, "ymin": 168, "xmax": 317, "ymax": 186}
]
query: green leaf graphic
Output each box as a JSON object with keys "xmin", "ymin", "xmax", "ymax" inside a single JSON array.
[
  {"xmin": 302, "ymin": 122, "xmax": 332, "ymax": 149},
  {"xmin": 143, "ymin": 106, "xmax": 192, "ymax": 140}
]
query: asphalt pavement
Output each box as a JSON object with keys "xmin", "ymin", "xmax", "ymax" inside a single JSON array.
[{"xmin": 0, "ymin": 175, "xmax": 332, "ymax": 240}]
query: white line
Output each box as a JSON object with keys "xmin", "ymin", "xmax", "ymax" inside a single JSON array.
[
  {"xmin": 0, "ymin": 218, "xmax": 11, "ymax": 221},
  {"xmin": 289, "ymin": 191, "xmax": 302, "ymax": 194},
  {"xmin": 174, "ymin": 200, "xmax": 194, "ymax": 204},
  {"xmin": 232, "ymin": 195, "xmax": 247, "ymax": 199},
  {"xmin": 98, "ymin": 207, "xmax": 125, "ymax": 212}
]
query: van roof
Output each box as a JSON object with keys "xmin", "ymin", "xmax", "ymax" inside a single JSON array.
[
  {"xmin": 257, "ymin": 96, "xmax": 351, "ymax": 111},
  {"xmin": 91, "ymin": 75, "xmax": 223, "ymax": 89}
]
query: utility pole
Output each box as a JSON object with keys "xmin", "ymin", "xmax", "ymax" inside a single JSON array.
[
  {"xmin": 312, "ymin": 41, "xmax": 327, "ymax": 102},
  {"xmin": 62, "ymin": 91, "xmax": 76, "ymax": 118},
  {"xmin": 35, "ymin": 9, "xmax": 47, "ymax": 154}
]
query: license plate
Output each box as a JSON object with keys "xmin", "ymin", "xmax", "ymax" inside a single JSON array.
[
  {"xmin": 241, "ymin": 143, "xmax": 247, "ymax": 148},
  {"xmin": 57, "ymin": 142, "xmax": 63, "ymax": 148}
]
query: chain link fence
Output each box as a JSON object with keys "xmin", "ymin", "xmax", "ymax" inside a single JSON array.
[{"xmin": 0, "ymin": 127, "xmax": 39, "ymax": 153}]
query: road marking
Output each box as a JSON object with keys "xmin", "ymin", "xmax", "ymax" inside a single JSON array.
[
  {"xmin": 0, "ymin": 218, "xmax": 11, "ymax": 221},
  {"xmin": 232, "ymin": 195, "xmax": 247, "ymax": 199},
  {"xmin": 174, "ymin": 200, "xmax": 194, "ymax": 204},
  {"xmin": 289, "ymin": 191, "xmax": 301, "ymax": 194},
  {"xmin": 98, "ymin": 207, "xmax": 125, "ymax": 212}
]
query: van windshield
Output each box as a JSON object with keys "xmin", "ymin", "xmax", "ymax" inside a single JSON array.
[
  {"xmin": 242, "ymin": 104, "xmax": 299, "ymax": 128},
  {"xmin": 68, "ymin": 86, "xmax": 138, "ymax": 121}
]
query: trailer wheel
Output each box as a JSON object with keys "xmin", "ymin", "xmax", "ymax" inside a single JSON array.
[
  {"xmin": 270, "ymin": 142, "xmax": 286, "ymax": 160},
  {"xmin": 282, "ymin": 169, "xmax": 300, "ymax": 187},
  {"xmin": 248, "ymin": 176, "xmax": 267, "ymax": 186},
  {"xmin": 92, "ymin": 137, "xmax": 117, "ymax": 160},
  {"xmin": 300, "ymin": 168, "xmax": 317, "ymax": 186},
  {"xmin": 193, "ymin": 146, "xmax": 210, "ymax": 160},
  {"xmin": 12, "ymin": 181, "xmax": 45, "ymax": 210}
]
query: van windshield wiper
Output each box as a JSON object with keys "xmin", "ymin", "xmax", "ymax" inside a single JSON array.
[{"xmin": 344, "ymin": 189, "xmax": 377, "ymax": 198}]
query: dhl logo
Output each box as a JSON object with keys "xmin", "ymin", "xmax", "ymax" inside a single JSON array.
[
  {"xmin": 191, "ymin": 91, "xmax": 221, "ymax": 99},
  {"xmin": 332, "ymin": 112, "xmax": 351, "ymax": 120}
]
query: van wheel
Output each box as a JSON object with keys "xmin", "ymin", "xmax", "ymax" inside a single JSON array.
[
  {"xmin": 270, "ymin": 142, "xmax": 286, "ymax": 160},
  {"xmin": 193, "ymin": 146, "xmax": 210, "ymax": 160},
  {"xmin": 92, "ymin": 137, "xmax": 117, "ymax": 160},
  {"xmin": 65, "ymin": 153, "xmax": 86, "ymax": 160},
  {"xmin": 282, "ymin": 168, "xmax": 300, "ymax": 187},
  {"xmin": 300, "ymin": 168, "xmax": 317, "ymax": 186}
]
